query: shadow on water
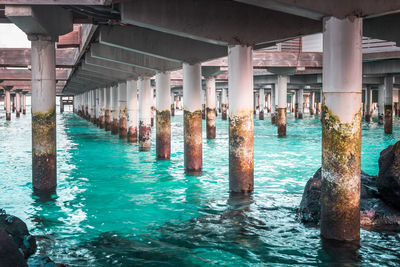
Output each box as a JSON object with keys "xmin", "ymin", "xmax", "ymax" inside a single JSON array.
[{"xmin": 318, "ymin": 238, "xmax": 361, "ymax": 266}]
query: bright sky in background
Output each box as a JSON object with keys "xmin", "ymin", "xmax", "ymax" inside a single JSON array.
[{"xmin": 0, "ymin": 24, "xmax": 30, "ymax": 48}]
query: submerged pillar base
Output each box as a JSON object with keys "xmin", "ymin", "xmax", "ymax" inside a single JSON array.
[
  {"xmin": 384, "ymin": 104, "xmax": 393, "ymax": 134},
  {"xmin": 111, "ymin": 119, "xmax": 119, "ymax": 134},
  {"xmin": 119, "ymin": 116, "xmax": 127, "ymax": 138},
  {"xmin": 221, "ymin": 104, "xmax": 227, "ymax": 120},
  {"xmin": 184, "ymin": 110, "xmax": 202, "ymax": 175},
  {"xmin": 276, "ymin": 108, "xmax": 286, "ymax": 137},
  {"xmin": 259, "ymin": 110, "xmax": 264, "ymax": 120},
  {"xmin": 128, "ymin": 126, "xmax": 138, "ymax": 143},
  {"xmin": 156, "ymin": 110, "xmax": 171, "ymax": 159},
  {"xmin": 139, "ymin": 121, "xmax": 151, "ymax": 151},
  {"xmin": 206, "ymin": 108, "xmax": 216, "ymax": 139},
  {"xmin": 6, "ymin": 113, "xmax": 11, "ymax": 121},
  {"xmin": 105, "ymin": 110, "xmax": 111, "ymax": 131}
]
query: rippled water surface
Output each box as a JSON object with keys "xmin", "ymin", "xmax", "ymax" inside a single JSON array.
[{"xmin": 1, "ymin": 106, "xmax": 400, "ymax": 266}]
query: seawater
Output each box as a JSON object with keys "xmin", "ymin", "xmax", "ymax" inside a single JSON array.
[{"xmin": 1, "ymin": 107, "xmax": 400, "ymax": 266}]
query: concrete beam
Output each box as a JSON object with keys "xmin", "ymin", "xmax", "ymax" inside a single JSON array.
[
  {"xmin": 0, "ymin": 69, "xmax": 68, "ymax": 80},
  {"xmin": 81, "ymin": 62, "xmax": 137, "ymax": 81},
  {"xmin": 363, "ymin": 59, "xmax": 400, "ymax": 75},
  {"xmin": 0, "ymin": 48, "xmax": 77, "ymax": 67},
  {"xmin": 5, "ymin": 5, "xmax": 73, "ymax": 38},
  {"xmin": 99, "ymin": 25, "xmax": 227, "ymax": 64},
  {"xmin": 120, "ymin": 0, "xmax": 321, "ymax": 46}
]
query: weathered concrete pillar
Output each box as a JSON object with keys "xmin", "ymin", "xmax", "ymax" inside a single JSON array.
[
  {"xmin": 277, "ymin": 75, "xmax": 287, "ymax": 137},
  {"xmin": 139, "ymin": 77, "xmax": 152, "ymax": 151},
  {"xmin": 156, "ymin": 72, "xmax": 171, "ymax": 159},
  {"xmin": 221, "ymin": 88, "xmax": 228, "ymax": 120},
  {"xmin": 60, "ymin": 96, "xmax": 64, "ymax": 114},
  {"xmin": 253, "ymin": 92, "xmax": 257, "ymax": 115},
  {"xmin": 378, "ymin": 84, "xmax": 384, "ymax": 125},
  {"xmin": 170, "ymin": 92, "xmax": 175, "ymax": 116},
  {"xmin": 99, "ymin": 88, "xmax": 105, "ymax": 128},
  {"xmin": 22, "ymin": 92, "xmax": 27, "ymax": 115},
  {"xmin": 310, "ymin": 91, "xmax": 315, "ymax": 115},
  {"xmin": 206, "ymin": 76, "xmax": 217, "ymax": 139},
  {"xmin": 183, "ymin": 63, "xmax": 202, "ymax": 174},
  {"xmin": 384, "ymin": 75, "xmax": 394, "ymax": 134},
  {"xmin": 111, "ymin": 85, "xmax": 119, "ymax": 134},
  {"xmin": 91, "ymin": 90, "xmax": 95, "ymax": 123},
  {"xmin": 4, "ymin": 87, "xmax": 11, "ymax": 121},
  {"xmin": 11, "ymin": 93, "xmax": 15, "ymax": 113},
  {"xmin": 127, "ymin": 79, "xmax": 138, "ymax": 143},
  {"xmin": 297, "ymin": 88, "xmax": 304, "ymax": 119},
  {"xmin": 365, "ymin": 86, "xmax": 372, "ymax": 122},
  {"xmin": 271, "ymin": 86, "xmax": 276, "ymax": 124},
  {"xmin": 15, "ymin": 90, "xmax": 21, "ymax": 117},
  {"xmin": 30, "ymin": 35, "xmax": 57, "ymax": 195},
  {"xmin": 321, "ymin": 16, "xmax": 362, "ymax": 241},
  {"xmin": 118, "ymin": 82, "xmax": 128, "ymax": 138},
  {"xmin": 267, "ymin": 92, "xmax": 271, "ymax": 113},
  {"xmin": 202, "ymin": 90, "xmax": 206, "ymax": 120},
  {"xmin": 105, "ymin": 87, "xmax": 111, "ymax": 131},
  {"xmin": 291, "ymin": 92, "xmax": 296, "ymax": 114},
  {"xmin": 228, "ymin": 45, "xmax": 253, "ymax": 193},
  {"xmin": 259, "ymin": 88, "xmax": 265, "ymax": 120},
  {"xmin": 316, "ymin": 90, "xmax": 322, "ymax": 115}
]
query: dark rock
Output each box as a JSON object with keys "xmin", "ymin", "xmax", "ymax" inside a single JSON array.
[
  {"xmin": 297, "ymin": 168, "xmax": 400, "ymax": 231},
  {"xmin": 0, "ymin": 227, "xmax": 28, "ymax": 267},
  {"xmin": 0, "ymin": 209, "xmax": 37, "ymax": 258},
  {"xmin": 378, "ymin": 141, "xmax": 400, "ymax": 209}
]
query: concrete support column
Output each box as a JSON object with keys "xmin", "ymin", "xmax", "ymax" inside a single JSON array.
[
  {"xmin": 170, "ymin": 92, "xmax": 175, "ymax": 116},
  {"xmin": 105, "ymin": 87, "xmax": 111, "ymax": 131},
  {"xmin": 156, "ymin": 72, "xmax": 171, "ymax": 159},
  {"xmin": 60, "ymin": 97, "xmax": 64, "ymax": 114},
  {"xmin": 201, "ymin": 90, "xmax": 206, "ymax": 120},
  {"xmin": 291, "ymin": 92, "xmax": 296, "ymax": 114},
  {"xmin": 221, "ymin": 88, "xmax": 228, "ymax": 120},
  {"xmin": 139, "ymin": 77, "xmax": 152, "ymax": 151},
  {"xmin": 111, "ymin": 85, "xmax": 119, "ymax": 134},
  {"xmin": 15, "ymin": 90, "xmax": 21, "ymax": 117},
  {"xmin": 118, "ymin": 82, "xmax": 128, "ymax": 138},
  {"xmin": 206, "ymin": 76, "xmax": 217, "ymax": 139},
  {"xmin": 30, "ymin": 35, "xmax": 57, "ymax": 195},
  {"xmin": 321, "ymin": 16, "xmax": 362, "ymax": 241},
  {"xmin": 310, "ymin": 91, "xmax": 315, "ymax": 115},
  {"xmin": 378, "ymin": 84, "xmax": 385, "ymax": 125},
  {"xmin": 259, "ymin": 88, "xmax": 265, "ymax": 120},
  {"xmin": 271, "ymin": 86, "xmax": 276, "ymax": 123},
  {"xmin": 365, "ymin": 86, "xmax": 372, "ymax": 122},
  {"xmin": 99, "ymin": 88, "xmax": 105, "ymax": 128},
  {"xmin": 384, "ymin": 75, "xmax": 394, "ymax": 134},
  {"xmin": 253, "ymin": 92, "xmax": 257, "ymax": 115},
  {"xmin": 297, "ymin": 88, "xmax": 304, "ymax": 119},
  {"xmin": 91, "ymin": 90, "xmax": 95, "ymax": 123},
  {"xmin": 316, "ymin": 91, "xmax": 322, "ymax": 114},
  {"xmin": 228, "ymin": 45, "xmax": 253, "ymax": 193},
  {"xmin": 12, "ymin": 93, "xmax": 15, "ymax": 113},
  {"xmin": 127, "ymin": 80, "xmax": 138, "ymax": 142},
  {"xmin": 4, "ymin": 88, "xmax": 11, "ymax": 121},
  {"xmin": 267, "ymin": 92, "xmax": 271, "ymax": 113},
  {"xmin": 95, "ymin": 90, "xmax": 100, "ymax": 125},
  {"xmin": 22, "ymin": 92, "xmax": 26, "ymax": 115},
  {"xmin": 277, "ymin": 75, "xmax": 287, "ymax": 137},
  {"xmin": 183, "ymin": 63, "xmax": 202, "ymax": 174}
]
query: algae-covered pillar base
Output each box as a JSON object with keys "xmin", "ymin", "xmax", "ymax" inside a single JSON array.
[
  {"xmin": 183, "ymin": 63, "xmax": 202, "ymax": 175},
  {"xmin": 276, "ymin": 75, "xmax": 287, "ymax": 137},
  {"xmin": 4, "ymin": 87, "xmax": 11, "ymax": 121},
  {"xmin": 139, "ymin": 77, "xmax": 152, "ymax": 151},
  {"xmin": 221, "ymin": 88, "xmax": 228, "ymax": 120},
  {"xmin": 30, "ymin": 34, "xmax": 57, "ymax": 195},
  {"xmin": 228, "ymin": 44, "xmax": 254, "ymax": 193},
  {"xmin": 118, "ymin": 82, "xmax": 128, "ymax": 138},
  {"xmin": 206, "ymin": 76, "xmax": 217, "ymax": 139},
  {"xmin": 156, "ymin": 72, "xmax": 171, "ymax": 159},
  {"xmin": 384, "ymin": 75, "xmax": 393, "ymax": 134},
  {"xmin": 259, "ymin": 88, "xmax": 265, "ymax": 120},
  {"xmin": 321, "ymin": 16, "xmax": 362, "ymax": 241},
  {"xmin": 127, "ymin": 80, "xmax": 138, "ymax": 143}
]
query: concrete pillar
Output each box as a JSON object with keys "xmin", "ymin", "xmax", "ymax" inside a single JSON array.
[
  {"xmin": 4, "ymin": 88, "xmax": 11, "ymax": 121},
  {"xmin": 321, "ymin": 16, "xmax": 362, "ymax": 241},
  {"xmin": 206, "ymin": 76, "xmax": 217, "ymax": 139},
  {"xmin": 118, "ymin": 82, "xmax": 128, "ymax": 138},
  {"xmin": 378, "ymin": 84, "xmax": 384, "ymax": 125},
  {"xmin": 170, "ymin": 92, "xmax": 175, "ymax": 116},
  {"xmin": 15, "ymin": 90, "xmax": 21, "ymax": 117},
  {"xmin": 228, "ymin": 45, "xmax": 253, "ymax": 193},
  {"xmin": 201, "ymin": 89, "xmax": 206, "ymax": 120},
  {"xmin": 91, "ymin": 90, "xmax": 95, "ymax": 123},
  {"xmin": 22, "ymin": 92, "xmax": 26, "ymax": 115},
  {"xmin": 99, "ymin": 88, "xmax": 105, "ymax": 128},
  {"xmin": 95, "ymin": 90, "xmax": 100, "ymax": 125},
  {"xmin": 297, "ymin": 88, "xmax": 304, "ymax": 119},
  {"xmin": 11, "ymin": 93, "xmax": 15, "ymax": 113},
  {"xmin": 316, "ymin": 90, "xmax": 322, "ymax": 114},
  {"xmin": 365, "ymin": 86, "xmax": 372, "ymax": 122},
  {"xmin": 310, "ymin": 91, "xmax": 315, "ymax": 115},
  {"xmin": 183, "ymin": 63, "xmax": 202, "ymax": 174},
  {"xmin": 221, "ymin": 88, "xmax": 228, "ymax": 120},
  {"xmin": 111, "ymin": 85, "xmax": 119, "ymax": 134},
  {"xmin": 60, "ymin": 96, "xmax": 64, "ymax": 114},
  {"xmin": 271, "ymin": 86, "xmax": 276, "ymax": 123},
  {"xmin": 105, "ymin": 87, "xmax": 111, "ymax": 131},
  {"xmin": 291, "ymin": 92, "xmax": 296, "ymax": 114},
  {"xmin": 30, "ymin": 35, "xmax": 57, "ymax": 195},
  {"xmin": 277, "ymin": 75, "xmax": 287, "ymax": 137},
  {"xmin": 139, "ymin": 77, "xmax": 152, "ymax": 151},
  {"xmin": 267, "ymin": 92, "xmax": 271, "ymax": 113},
  {"xmin": 127, "ymin": 80, "xmax": 138, "ymax": 143},
  {"xmin": 259, "ymin": 88, "xmax": 265, "ymax": 120},
  {"xmin": 156, "ymin": 72, "xmax": 171, "ymax": 159},
  {"xmin": 384, "ymin": 75, "xmax": 394, "ymax": 134}
]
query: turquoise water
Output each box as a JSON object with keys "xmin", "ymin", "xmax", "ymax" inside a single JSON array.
[{"xmin": 1, "ymin": 106, "xmax": 400, "ymax": 266}]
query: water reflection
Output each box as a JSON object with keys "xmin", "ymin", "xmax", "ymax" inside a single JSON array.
[{"xmin": 318, "ymin": 238, "xmax": 361, "ymax": 266}]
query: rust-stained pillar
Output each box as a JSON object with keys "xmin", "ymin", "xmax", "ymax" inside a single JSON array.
[
  {"xmin": 118, "ymin": 82, "xmax": 128, "ymax": 138},
  {"xmin": 276, "ymin": 75, "xmax": 287, "ymax": 137},
  {"xmin": 378, "ymin": 84, "xmax": 384, "ymax": 125},
  {"xmin": 271, "ymin": 86, "xmax": 276, "ymax": 124},
  {"xmin": 321, "ymin": 16, "xmax": 362, "ymax": 241},
  {"xmin": 206, "ymin": 76, "xmax": 217, "ymax": 139},
  {"xmin": 259, "ymin": 88, "xmax": 265, "ymax": 120},
  {"xmin": 4, "ymin": 87, "xmax": 11, "ymax": 120},
  {"xmin": 183, "ymin": 63, "xmax": 202, "ymax": 174},
  {"xmin": 384, "ymin": 75, "xmax": 394, "ymax": 134},
  {"xmin": 139, "ymin": 77, "xmax": 152, "ymax": 151},
  {"xmin": 297, "ymin": 88, "xmax": 304, "ymax": 119},
  {"xmin": 156, "ymin": 72, "xmax": 171, "ymax": 159},
  {"xmin": 105, "ymin": 87, "xmax": 111, "ymax": 131},
  {"xmin": 111, "ymin": 85, "xmax": 119, "ymax": 134},
  {"xmin": 22, "ymin": 91, "xmax": 27, "ymax": 115},
  {"xmin": 228, "ymin": 44, "xmax": 253, "ymax": 193},
  {"xmin": 310, "ymin": 91, "xmax": 315, "ymax": 115},
  {"xmin": 221, "ymin": 88, "xmax": 228, "ymax": 120},
  {"xmin": 202, "ymin": 89, "xmax": 206, "ymax": 120},
  {"xmin": 127, "ymin": 80, "xmax": 138, "ymax": 142},
  {"xmin": 99, "ymin": 88, "xmax": 105, "ymax": 128},
  {"xmin": 365, "ymin": 86, "xmax": 372, "ymax": 122},
  {"xmin": 30, "ymin": 35, "xmax": 57, "ymax": 195},
  {"xmin": 170, "ymin": 92, "xmax": 175, "ymax": 116}
]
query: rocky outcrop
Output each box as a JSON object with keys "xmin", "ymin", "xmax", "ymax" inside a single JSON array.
[
  {"xmin": 0, "ymin": 228, "xmax": 28, "ymax": 267},
  {"xmin": 297, "ymin": 168, "xmax": 400, "ymax": 231}
]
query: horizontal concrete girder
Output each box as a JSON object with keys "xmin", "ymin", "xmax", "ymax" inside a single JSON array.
[
  {"xmin": 363, "ymin": 60, "xmax": 400, "ymax": 75},
  {"xmin": 0, "ymin": 69, "xmax": 68, "ymax": 80},
  {"xmin": 0, "ymin": 48, "xmax": 77, "ymax": 68},
  {"xmin": 90, "ymin": 43, "xmax": 181, "ymax": 72},
  {"xmin": 85, "ymin": 54, "xmax": 155, "ymax": 77},
  {"xmin": 81, "ymin": 62, "xmax": 138, "ymax": 81},
  {"xmin": 99, "ymin": 25, "xmax": 227, "ymax": 64},
  {"xmin": 5, "ymin": 5, "xmax": 73, "ymax": 38},
  {"xmin": 120, "ymin": 0, "xmax": 321, "ymax": 46}
]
